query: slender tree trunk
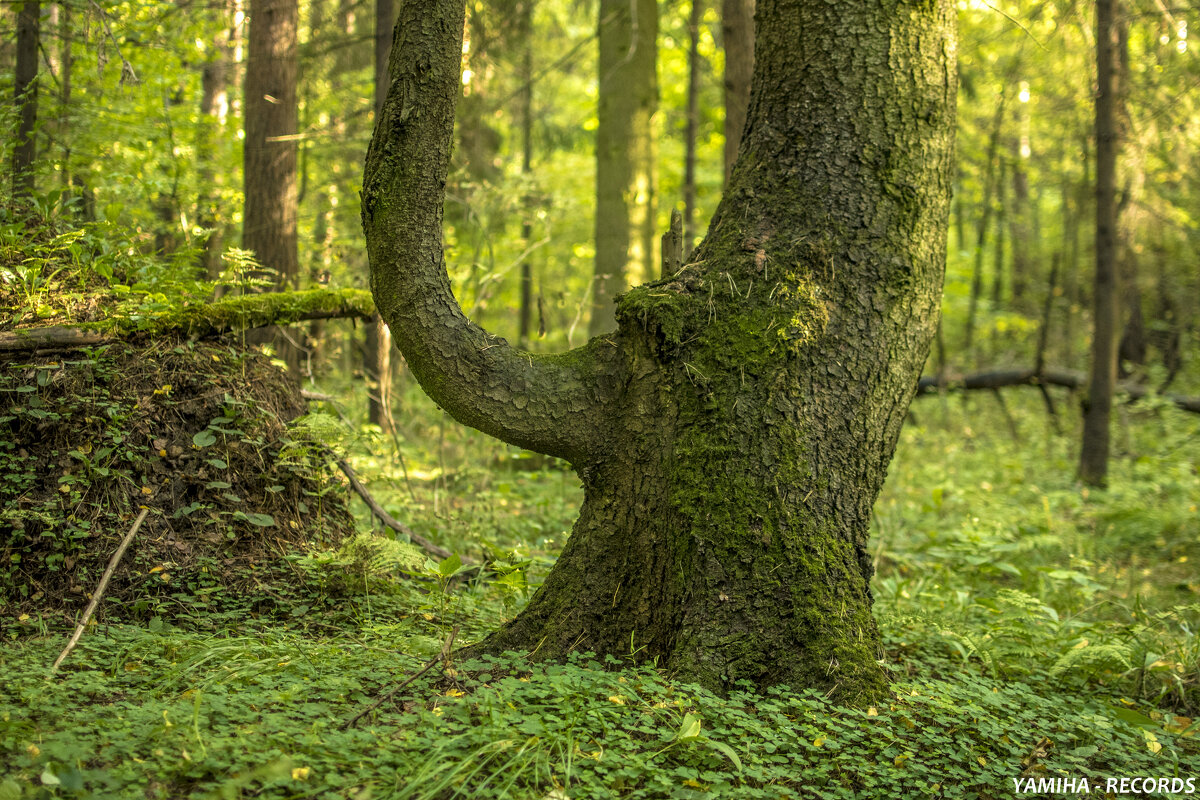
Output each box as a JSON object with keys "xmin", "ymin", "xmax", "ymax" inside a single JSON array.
[
  {"xmin": 517, "ymin": 1, "xmax": 535, "ymax": 349},
  {"xmin": 991, "ymin": 156, "xmax": 1007, "ymax": 308},
  {"xmin": 590, "ymin": 0, "xmax": 658, "ymax": 336},
  {"xmin": 364, "ymin": 0, "xmax": 955, "ymax": 701},
  {"xmin": 366, "ymin": 0, "xmax": 395, "ymax": 425},
  {"xmin": 965, "ymin": 95, "xmax": 1007, "ymax": 354},
  {"xmin": 1080, "ymin": 0, "xmax": 1121, "ymax": 487},
  {"xmin": 721, "ymin": 0, "xmax": 753, "ymax": 182},
  {"xmin": 198, "ymin": 3, "xmax": 233, "ymax": 280},
  {"xmin": 682, "ymin": 0, "xmax": 703, "ymax": 252},
  {"xmin": 1009, "ymin": 106, "xmax": 1032, "ymax": 308},
  {"xmin": 13, "ymin": 0, "xmax": 40, "ymax": 197}
]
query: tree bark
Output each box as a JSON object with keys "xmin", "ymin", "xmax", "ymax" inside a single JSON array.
[
  {"xmin": 1009, "ymin": 88, "xmax": 1032, "ymax": 307},
  {"xmin": 589, "ymin": 0, "xmax": 658, "ymax": 336},
  {"xmin": 197, "ymin": 1, "xmax": 234, "ymax": 280},
  {"xmin": 365, "ymin": 0, "xmax": 395, "ymax": 427},
  {"xmin": 243, "ymin": 0, "xmax": 300, "ymax": 369},
  {"xmin": 517, "ymin": 0, "xmax": 535, "ymax": 349},
  {"xmin": 365, "ymin": 0, "xmax": 955, "ymax": 701},
  {"xmin": 12, "ymin": 0, "xmax": 40, "ymax": 197},
  {"xmin": 682, "ymin": 0, "xmax": 703, "ymax": 251},
  {"xmin": 965, "ymin": 93, "xmax": 1006, "ymax": 355},
  {"xmin": 1079, "ymin": 0, "xmax": 1121, "ymax": 487},
  {"xmin": 721, "ymin": 0, "xmax": 753, "ymax": 183}
]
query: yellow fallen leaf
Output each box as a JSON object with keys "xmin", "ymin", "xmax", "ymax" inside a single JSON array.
[
  {"xmin": 1145, "ymin": 730, "xmax": 1162, "ymax": 754},
  {"xmin": 813, "ymin": 736, "xmax": 826, "ymax": 747},
  {"xmin": 867, "ymin": 707, "xmax": 878, "ymax": 716},
  {"xmin": 894, "ymin": 753, "xmax": 910, "ymax": 767},
  {"xmin": 977, "ymin": 756, "xmax": 987, "ymax": 766},
  {"xmin": 607, "ymin": 695, "xmax": 626, "ymax": 705}
]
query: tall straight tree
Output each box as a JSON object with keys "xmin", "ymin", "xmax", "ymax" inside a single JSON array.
[
  {"xmin": 682, "ymin": 0, "xmax": 703, "ymax": 250},
  {"xmin": 12, "ymin": 0, "xmax": 40, "ymax": 197},
  {"xmin": 364, "ymin": 0, "xmax": 955, "ymax": 700},
  {"xmin": 721, "ymin": 0, "xmax": 753, "ymax": 181},
  {"xmin": 1080, "ymin": 0, "xmax": 1121, "ymax": 487},
  {"xmin": 589, "ymin": 0, "xmax": 658, "ymax": 336},
  {"xmin": 364, "ymin": 0, "xmax": 395, "ymax": 426},
  {"xmin": 243, "ymin": 0, "xmax": 299, "ymax": 292}
]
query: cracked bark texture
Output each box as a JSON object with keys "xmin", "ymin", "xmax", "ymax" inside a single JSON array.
[{"xmin": 364, "ymin": 0, "xmax": 956, "ymax": 702}]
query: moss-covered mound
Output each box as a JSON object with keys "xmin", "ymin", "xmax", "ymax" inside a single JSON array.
[{"xmin": 0, "ymin": 340, "xmax": 354, "ymax": 622}]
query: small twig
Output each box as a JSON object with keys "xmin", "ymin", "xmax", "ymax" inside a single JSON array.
[
  {"xmin": 52, "ymin": 507, "xmax": 149, "ymax": 672},
  {"xmin": 342, "ymin": 626, "xmax": 459, "ymax": 729},
  {"xmin": 336, "ymin": 458, "xmax": 473, "ymax": 563}
]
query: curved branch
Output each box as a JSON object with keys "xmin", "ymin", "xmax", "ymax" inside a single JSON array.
[{"xmin": 362, "ymin": 0, "xmax": 616, "ymax": 466}]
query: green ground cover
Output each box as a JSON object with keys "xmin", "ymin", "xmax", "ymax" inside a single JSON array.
[{"xmin": 2, "ymin": 381, "xmax": 1197, "ymax": 798}]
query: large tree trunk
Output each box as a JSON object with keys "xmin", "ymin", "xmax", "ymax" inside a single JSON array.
[
  {"xmin": 1079, "ymin": 0, "xmax": 1121, "ymax": 487},
  {"xmin": 364, "ymin": 0, "xmax": 955, "ymax": 701},
  {"xmin": 12, "ymin": 0, "xmax": 40, "ymax": 197},
  {"xmin": 721, "ymin": 0, "xmax": 753, "ymax": 182},
  {"xmin": 589, "ymin": 0, "xmax": 658, "ymax": 336}
]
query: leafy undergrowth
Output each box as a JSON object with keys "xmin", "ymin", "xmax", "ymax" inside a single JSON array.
[
  {"xmin": 0, "ymin": 196, "xmax": 217, "ymax": 331},
  {"xmin": 1, "ymin": 626, "xmax": 1196, "ymax": 800},
  {"xmin": 0, "ymin": 340, "xmax": 355, "ymax": 623},
  {"xmin": 2, "ymin": 387, "xmax": 1199, "ymax": 798}
]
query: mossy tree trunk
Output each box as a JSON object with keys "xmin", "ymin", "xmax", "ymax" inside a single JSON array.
[{"xmin": 364, "ymin": 0, "xmax": 955, "ymax": 702}]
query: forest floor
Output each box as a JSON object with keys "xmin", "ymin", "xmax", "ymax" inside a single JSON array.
[{"xmin": 2, "ymin": 369, "xmax": 1198, "ymax": 798}]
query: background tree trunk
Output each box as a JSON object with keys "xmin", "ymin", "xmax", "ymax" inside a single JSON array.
[
  {"xmin": 682, "ymin": 0, "xmax": 703, "ymax": 253},
  {"xmin": 1079, "ymin": 0, "xmax": 1121, "ymax": 487},
  {"xmin": 197, "ymin": 1, "xmax": 234, "ymax": 280},
  {"xmin": 721, "ymin": 0, "xmax": 753, "ymax": 183},
  {"xmin": 517, "ymin": 0, "xmax": 535, "ymax": 350},
  {"xmin": 365, "ymin": 0, "xmax": 395, "ymax": 426},
  {"xmin": 243, "ymin": 0, "xmax": 300, "ymax": 370},
  {"xmin": 589, "ymin": 0, "xmax": 658, "ymax": 336},
  {"xmin": 13, "ymin": 0, "xmax": 40, "ymax": 197}
]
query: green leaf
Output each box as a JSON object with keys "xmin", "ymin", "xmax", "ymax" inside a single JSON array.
[
  {"xmin": 677, "ymin": 713, "xmax": 702, "ymax": 741},
  {"xmin": 237, "ymin": 512, "xmax": 276, "ymax": 528},
  {"xmin": 704, "ymin": 739, "xmax": 744, "ymax": 772},
  {"xmin": 192, "ymin": 430, "xmax": 217, "ymax": 447},
  {"xmin": 1112, "ymin": 707, "xmax": 1157, "ymax": 729},
  {"xmin": 206, "ymin": 458, "xmax": 228, "ymax": 469},
  {"xmin": 437, "ymin": 553, "xmax": 464, "ymax": 579}
]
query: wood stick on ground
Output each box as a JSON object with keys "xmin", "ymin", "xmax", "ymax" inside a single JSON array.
[
  {"xmin": 52, "ymin": 507, "xmax": 150, "ymax": 673},
  {"xmin": 335, "ymin": 458, "xmax": 472, "ymax": 563},
  {"xmin": 342, "ymin": 626, "xmax": 459, "ymax": 730}
]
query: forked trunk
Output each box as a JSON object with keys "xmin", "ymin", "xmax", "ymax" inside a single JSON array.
[{"xmin": 364, "ymin": 0, "xmax": 955, "ymax": 702}]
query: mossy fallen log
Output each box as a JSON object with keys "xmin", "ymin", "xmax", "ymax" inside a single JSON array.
[{"xmin": 0, "ymin": 288, "xmax": 375, "ymax": 353}]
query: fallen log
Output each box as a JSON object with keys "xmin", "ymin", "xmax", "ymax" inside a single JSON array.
[
  {"xmin": 915, "ymin": 366, "xmax": 1200, "ymax": 414},
  {"xmin": 0, "ymin": 288, "xmax": 375, "ymax": 354}
]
